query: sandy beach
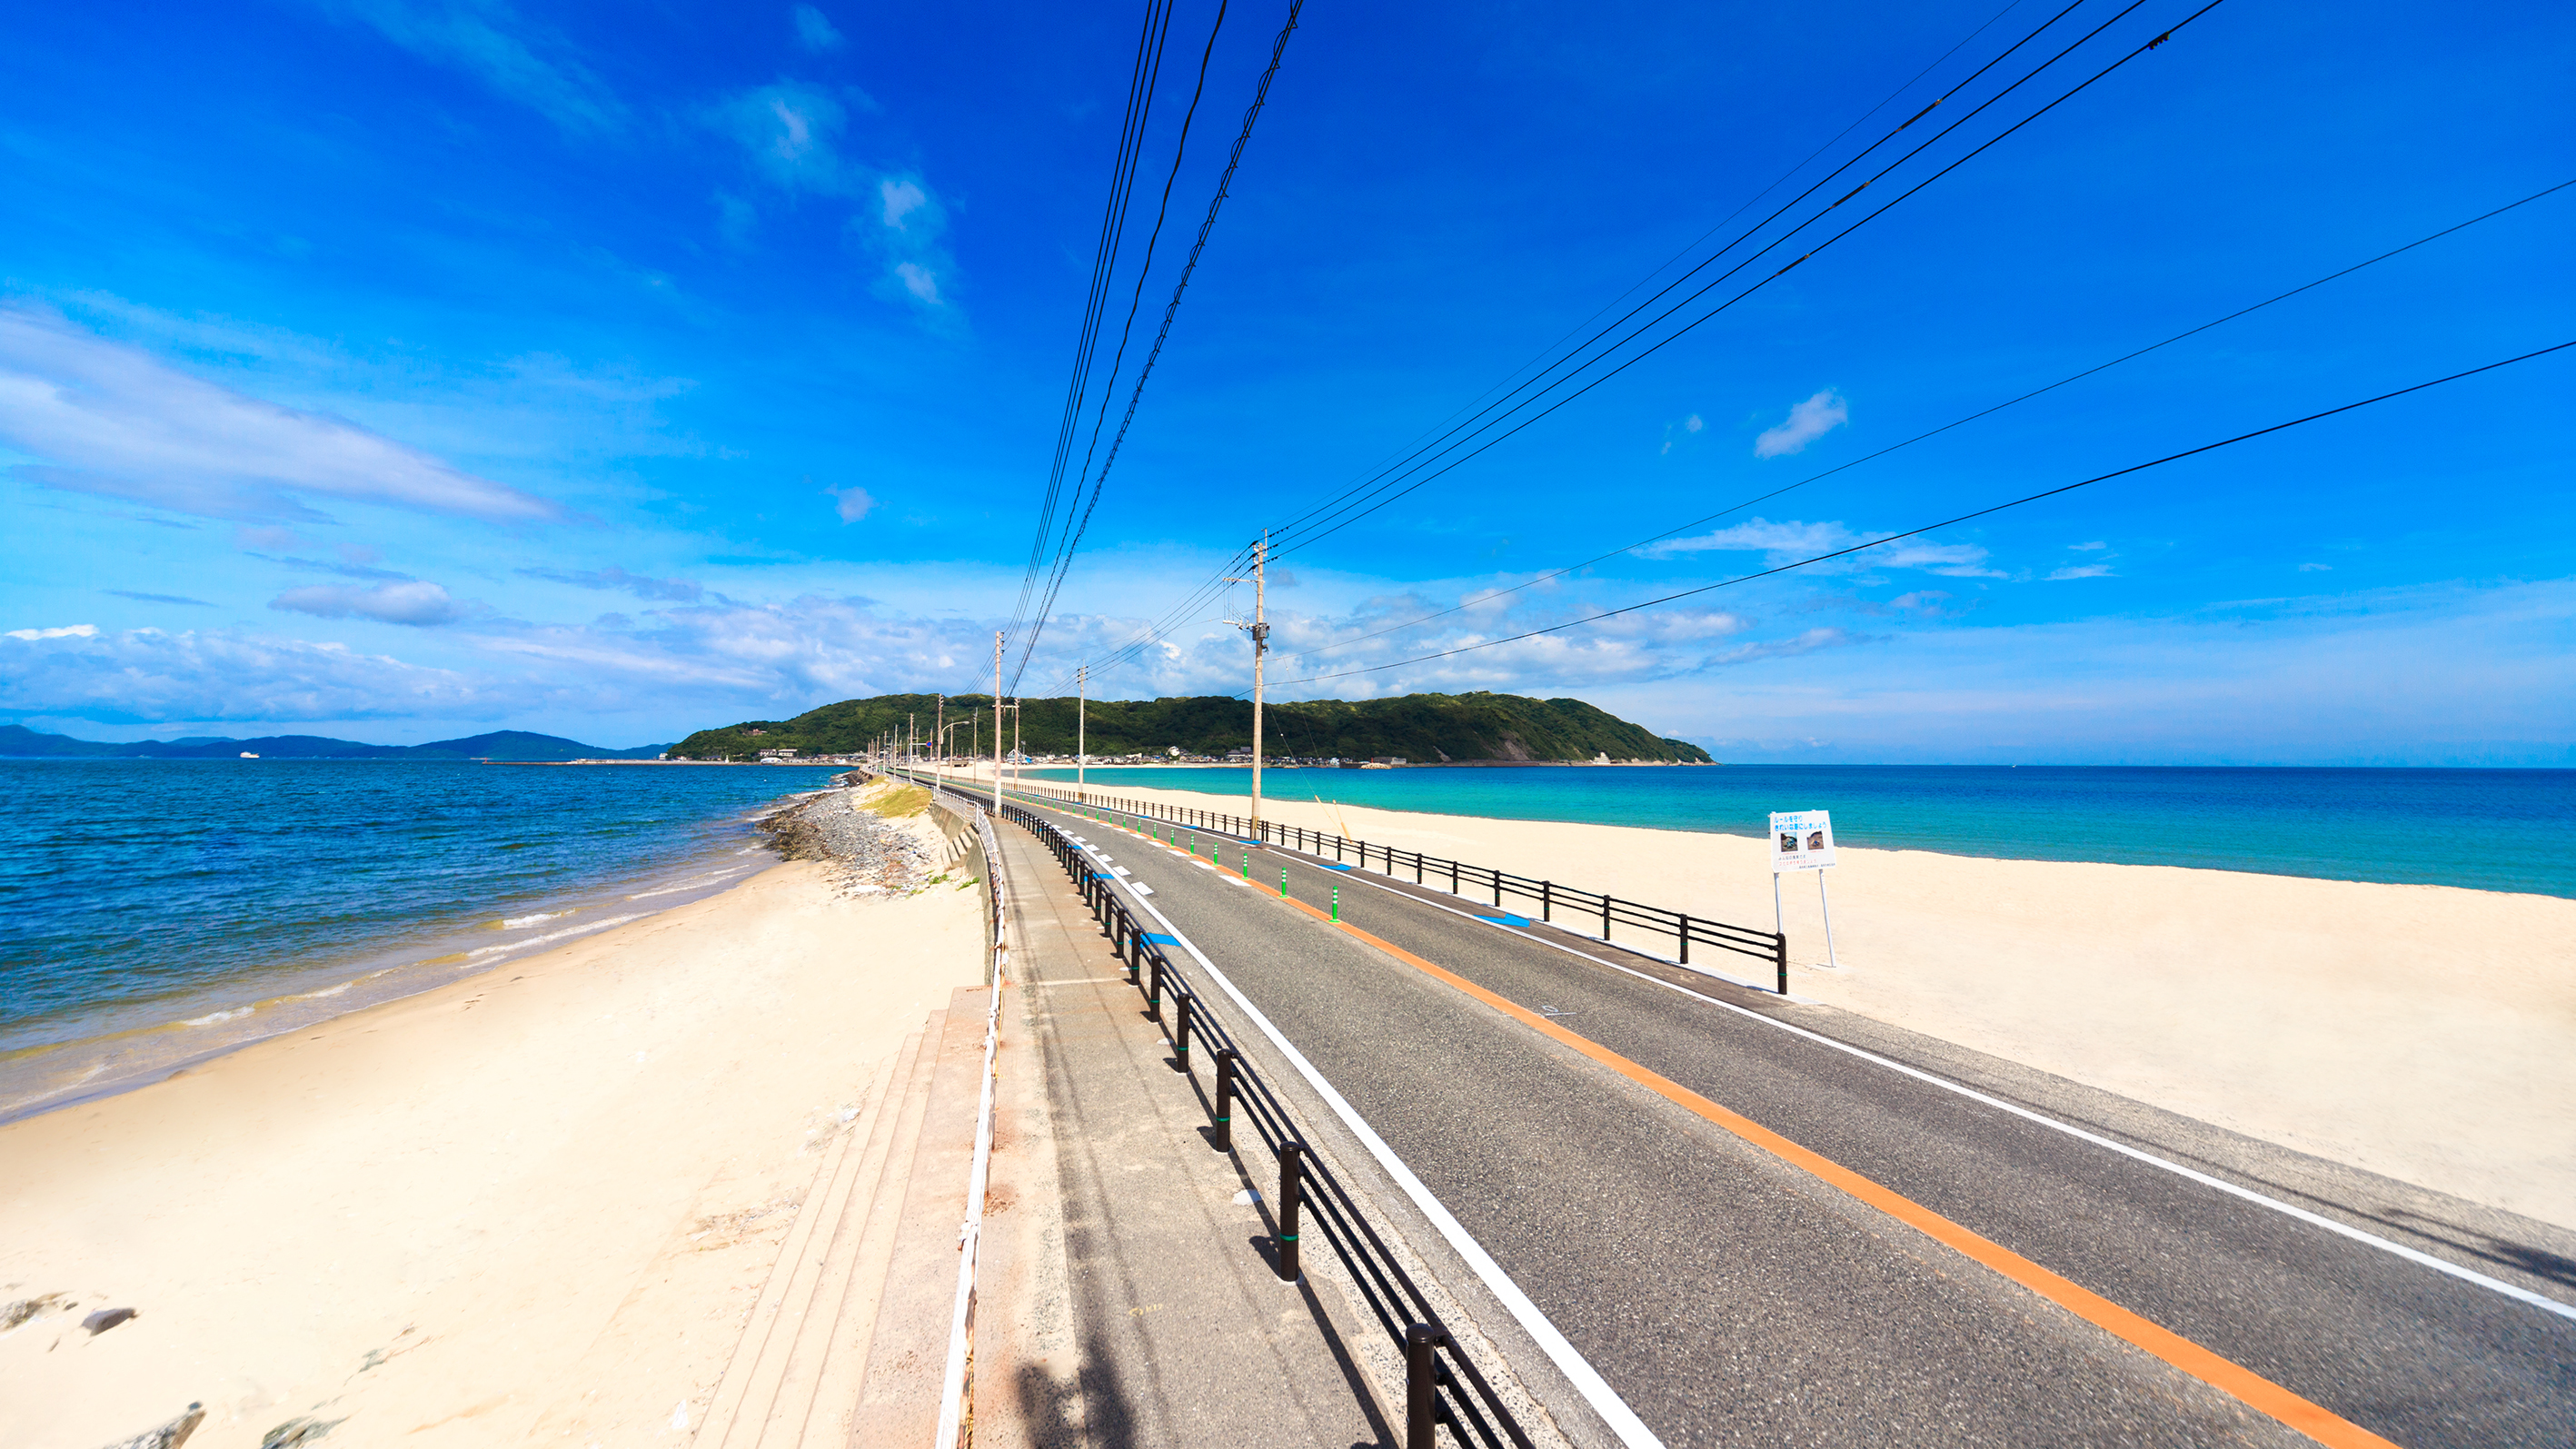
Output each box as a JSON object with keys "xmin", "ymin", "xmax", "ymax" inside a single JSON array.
[
  {"xmin": 0, "ymin": 787, "xmax": 985, "ymax": 1448},
  {"xmin": 1022, "ymin": 769, "xmax": 2576, "ymax": 1230}
]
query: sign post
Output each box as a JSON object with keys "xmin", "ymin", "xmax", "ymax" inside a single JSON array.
[{"xmin": 1768, "ymin": 810, "xmax": 1840, "ymax": 970}]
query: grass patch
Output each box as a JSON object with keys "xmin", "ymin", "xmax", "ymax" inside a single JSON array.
[{"xmin": 865, "ymin": 784, "xmax": 931, "ymax": 819}]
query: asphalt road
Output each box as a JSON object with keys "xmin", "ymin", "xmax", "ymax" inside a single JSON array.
[{"xmin": 1011, "ymin": 792, "xmax": 2576, "ymax": 1449}]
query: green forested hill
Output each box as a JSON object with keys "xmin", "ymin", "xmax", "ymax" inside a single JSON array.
[{"xmin": 668, "ymin": 691, "xmax": 1711, "ymax": 763}]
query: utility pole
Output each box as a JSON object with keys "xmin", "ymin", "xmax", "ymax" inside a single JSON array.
[
  {"xmin": 991, "ymin": 630, "xmax": 1005, "ymax": 812},
  {"xmin": 1227, "ymin": 531, "xmax": 1271, "ymax": 839},
  {"xmin": 1077, "ymin": 664, "xmax": 1088, "ymax": 799},
  {"xmin": 1010, "ymin": 698, "xmax": 1022, "ymax": 797},
  {"xmin": 933, "ymin": 694, "xmax": 945, "ymax": 790},
  {"xmin": 907, "ymin": 712, "xmax": 916, "ymax": 772}
]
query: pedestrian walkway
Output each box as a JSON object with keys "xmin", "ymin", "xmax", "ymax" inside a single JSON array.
[{"xmin": 970, "ymin": 824, "xmax": 1391, "ymax": 1449}]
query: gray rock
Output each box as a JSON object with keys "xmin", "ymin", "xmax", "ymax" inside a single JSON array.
[
  {"xmin": 99, "ymin": 1401, "xmax": 202, "ymax": 1449},
  {"xmin": 1, "ymin": 1293, "xmax": 68, "ymax": 1332},
  {"xmin": 259, "ymin": 1417, "xmax": 341, "ymax": 1448},
  {"xmin": 81, "ymin": 1306, "xmax": 137, "ymax": 1335}
]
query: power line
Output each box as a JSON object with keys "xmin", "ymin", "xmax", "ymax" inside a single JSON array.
[
  {"xmin": 1011, "ymin": 0, "xmax": 1308, "ymax": 691},
  {"xmin": 1263, "ymin": 177, "xmax": 2576, "ymax": 668},
  {"xmin": 1010, "ymin": 0, "xmax": 1180, "ymax": 640},
  {"xmin": 1035, "ymin": 0, "xmax": 2077, "ymax": 694},
  {"xmin": 1308, "ymin": 0, "xmax": 2042, "ymax": 512},
  {"xmin": 1258, "ymin": 0, "xmax": 2167, "ymax": 555},
  {"xmin": 1258, "ymin": 339, "xmax": 2575, "ymax": 689}
]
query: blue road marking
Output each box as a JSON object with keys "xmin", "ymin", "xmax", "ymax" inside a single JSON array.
[
  {"xmin": 1475, "ymin": 913, "xmax": 1535, "ymax": 928},
  {"xmin": 1141, "ymin": 932, "xmax": 1179, "ymax": 945},
  {"xmin": 1319, "ymin": 862, "xmax": 1357, "ymax": 872}
]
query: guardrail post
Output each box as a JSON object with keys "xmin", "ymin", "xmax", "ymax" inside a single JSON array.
[
  {"xmin": 1147, "ymin": 952, "xmax": 1162, "ymax": 1021},
  {"xmin": 1450, "ymin": 858, "xmax": 1459, "ymax": 895},
  {"xmin": 1679, "ymin": 913, "xmax": 1691, "ymax": 966},
  {"xmin": 1214, "ymin": 1047, "xmax": 1237, "ymax": 1152},
  {"xmin": 1276, "ymin": 1142, "xmax": 1303, "ymax": 1281},
  {"xmin": 1542, "ymin": 880, "xmax": 1552, "ymax": 922},
  {"xmin": 1602, "ymin": 893, "xmax": 1613, "ymax": 943},
  {"xmin": 1493, "ymin": 868, "xmax": 1502, "ymax": 908},
  {"xmin": 1776, "ymin": 932, "xmax": 1790, "ymax": 995},
  {"xmin": 1173, "ymin": 991, "xmax": 1192, "ymax": 1073},
  {"xmin": 1406, "ymin": 1324, "xmax": 1442, "ymax": 1449}
]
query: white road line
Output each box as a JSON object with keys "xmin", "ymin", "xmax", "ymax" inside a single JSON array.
[
  {"xmin": 1308, "ymin": 849, "xmax": 2576, "ymax": 1326},
  {"xmin": 1061, "ymin": 822, "xmax": 1667, "ymax": 1449}
]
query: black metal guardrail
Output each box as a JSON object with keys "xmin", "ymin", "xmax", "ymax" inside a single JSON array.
[
  {"xmin": 899, "ymin": 772, "xmax": 1532, "ymax": 1449},
  {"xmin": 997, "ymin": 776, "xmax": 1790, "ymax": 995}
]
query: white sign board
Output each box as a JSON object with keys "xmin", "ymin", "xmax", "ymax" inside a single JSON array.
[{"xmin": 1769, "ymin": 810, "xmax": 1836, "ymax": 872}]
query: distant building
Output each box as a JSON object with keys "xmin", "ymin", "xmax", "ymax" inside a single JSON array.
[{"xmin": 758, "ymin": 748, "xmax": 800, "ymax": 760}]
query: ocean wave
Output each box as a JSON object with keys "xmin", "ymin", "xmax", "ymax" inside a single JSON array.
[
  {"xmin": 502, "ymin": 910, "xmax": 570, "ymax": 929},
  {"xmin": 183, "ymin": 1007, "xmax": 253, "ymax": 1027},
  {"xmin": 626, "ymin": 865, "xmax": 754, "ymax": 900},
  {"xmin": 290, "ymin": 982, "xmax": 353, "ymax": 1000},
  {"xmin": 465, "ymin": 912, "xmax": 643, "ymax": 959}
]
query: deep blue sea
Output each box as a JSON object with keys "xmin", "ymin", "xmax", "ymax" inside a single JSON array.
[
  {"xmin": 0, "ymin": 759, "xmax": 847, "ymax": 1119},
  {"xmin": 1028, "ymin": 764, "xmax": 2576, "ymax": 898}
]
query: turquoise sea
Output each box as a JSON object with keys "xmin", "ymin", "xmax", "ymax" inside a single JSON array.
[
  {"xmin": 1028, "ymin": 764, "xmax": 2576, "ymax": 899},
  {"xmin": 0, "ymin": 759, "xmax": 846, "ymax": 1120}
]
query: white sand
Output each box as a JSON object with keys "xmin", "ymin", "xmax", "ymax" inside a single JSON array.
[
  {"xmin": 1036, "ymin": 771, "xmax": 2576, "ymax": 1229},
  {"xmin": 0, "ymin": 847, "xmax": 985, "ymax": 1448}
]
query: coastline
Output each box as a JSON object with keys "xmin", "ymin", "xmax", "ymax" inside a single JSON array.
[
  {"xmin": 0, "ymin": 782, "xmax": 986, "ymax": 1448},
  {"xmin": 1017, "ymin": 771, "xmax": 2576, "ymax": 1229},
  {"xmin": 0, "ymin": 770, "xmax": 856, "ymax": 1128}
]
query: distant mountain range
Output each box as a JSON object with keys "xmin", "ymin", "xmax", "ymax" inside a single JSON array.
[
  {"xmin": 0, "ymin": 725, "xmax": 670, "ymax": 761},
  {"xmin": 671, "ymin": 690, "xmax": 1711, "ymax": 764}
]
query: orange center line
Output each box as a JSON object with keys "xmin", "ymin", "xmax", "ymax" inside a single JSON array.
[{"xmin": 1251, "ymin": 883, "xmax": 2402, "ymax": 1449}]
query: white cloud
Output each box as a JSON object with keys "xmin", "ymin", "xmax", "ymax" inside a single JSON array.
[
  {"xmin": 880, "ymin": 178, "xmax": 928, "ymax": 227},
  {"xmin": 1648, "ymin": 578, "xmax": 2576, "ymax": 766},
  {"xmin": 707, "ymin": 93, "xmax": 956, "ymax": 311},
  {"xmin": 1640, "ymin": 516, "xmax": 2000, "ymax": 577},
  {"xmin": 0, "ymin": 625, "xmax": 498, "ymax": 724},
  {"xmin": 331, "ymin": 0, "xmax": 625, "ymax": 133},
  {"xmin": 272, "ymin": 581, "xmax": 468, "ymax": 626},
  {"xmin": 791, "ymin": 4, "xmax": 844, "ymax": 51},
  {"xmin": 2046, "ymin": 563, "xmax": 2115, "ymax": 581},
  {"xmin": 891, "ymin": 263, "xmax": 941, "ymax": 305},
  {"xmin": 0, "ymin": 306, "xmax": 559, "ymax": 523},
  {"xmin": 830, "ymin": 484, "xmax": 878, "ymax": 522},
  {"xmin": 2300, "ymin": 561, "xmax": 2333, "ymax": 571},
  {"xmin": 517, "ymin": 566, "xmax": 702, "ymax": 602},
  {"xmin": 2069, "ymin": 541, "xmax": 2108, "ymax": 551},
  {"xmin": 8, "ymin": 624, "xmax": 98, "ymax": 640},
  {"xmin": 711, "ymin": 82, "xmax": 852, "ymax": 193},
  {"xmin": 1753, "ymin": 389, "xmax": 1848, "ymax": 459}
]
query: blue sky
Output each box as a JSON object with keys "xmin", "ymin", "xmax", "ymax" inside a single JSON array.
[{"xmin": 2, "ymin": 0, "xmax": 2569, "ymax": 762}]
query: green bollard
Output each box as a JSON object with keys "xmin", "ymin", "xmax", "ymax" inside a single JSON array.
[
  {"xmin": 1279, "ymin": 867, "xmax": 1288, "ymax": 898},
  {"xmin": 1241, "ymin": 849, "xmax": 1250, "ymax": 880},
  {"xmin": 1331, "ymin": 886, "xmax": 1339, "ymax": 922}
]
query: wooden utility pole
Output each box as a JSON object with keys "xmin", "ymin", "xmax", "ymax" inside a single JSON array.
[
  {"xmin": 991, "ymin": 630, "xmax": 1005, "ymax": 812},
  {"xmin": 1228, "ymin": 532, "xmax": 1271, "ymax": 837},
  {"xmin": 933, "ymin": 695, "xmax": 945, "ymax": 789}
]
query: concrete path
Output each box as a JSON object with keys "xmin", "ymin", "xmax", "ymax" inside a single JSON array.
[
  {"xmin": 1014, "ymin": 792, "xmax": 2576, "ymax": 1449},
  {"xmin": 971, "ymin": 822, "xmax": 1393, "ymax": 1449}
]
